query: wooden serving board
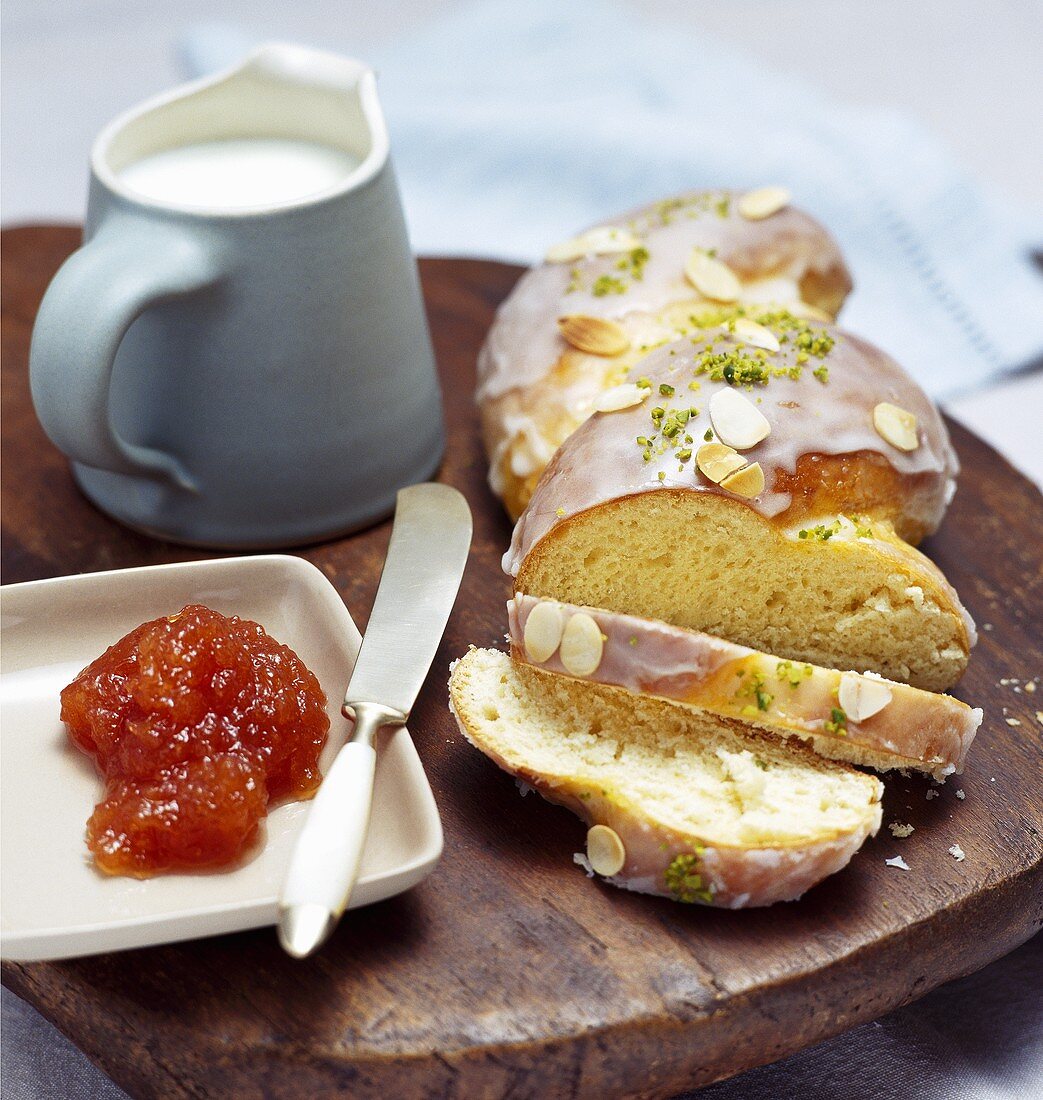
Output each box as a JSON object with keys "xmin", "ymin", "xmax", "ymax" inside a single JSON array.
[{"xmin": 2, "ymin": 226, "xmax": 1042, "ymax": 1099}]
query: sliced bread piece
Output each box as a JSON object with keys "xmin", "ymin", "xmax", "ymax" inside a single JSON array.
[
  {"xmin": 449, "ymin": 648, "xmax": 883, "ymax": 908},
  {"xmin": 509, "ymin": 595, "xmax": 982, "ymax": 780}
]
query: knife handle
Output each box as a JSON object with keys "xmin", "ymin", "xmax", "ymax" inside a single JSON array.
[
  {"xmin": 282, "ymin": 740, "xmax": 376, "ymax": 909},
  {"xmin": 278, "ymin": 703, "xmax": 403, "ymax": 957}
]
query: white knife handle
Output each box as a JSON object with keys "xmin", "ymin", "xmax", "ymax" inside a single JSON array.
[
  {"xmin": 278, "ymin": 702, "xmax": 404, "ymax": 958},
  {"xmin": 281, "ymin": 740, "xmax": 376, "ymax": 912}
]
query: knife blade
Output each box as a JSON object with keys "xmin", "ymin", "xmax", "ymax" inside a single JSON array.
[
  {"xmin": 343, "ymin": 482, "xmax": 473, "ymax": 717},
  {"xmin": 277, "ymin": 483, "xmax": 472, "ymax": 958}
]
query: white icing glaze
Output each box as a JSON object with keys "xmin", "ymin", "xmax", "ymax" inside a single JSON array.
[
  {"xmin": 477, "ymin": 189, "xmax": 849, "ymax": 402},
  {"xmin": 508, "ymin": 595, "xmax": 980, "ymax": 777},
  {"xmin": 506, "ymin": 323, "xmax": 959, "ymax": 575}
]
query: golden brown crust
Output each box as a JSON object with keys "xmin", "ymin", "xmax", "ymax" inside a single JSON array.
[{"xmin": 768, "ymin": 452, "xmax": 947, "ymax": 544}]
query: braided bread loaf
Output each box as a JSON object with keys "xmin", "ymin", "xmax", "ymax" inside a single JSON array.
[{"xmin": 451, "ymin": 189, "xmax": 979, "ymax": 908}]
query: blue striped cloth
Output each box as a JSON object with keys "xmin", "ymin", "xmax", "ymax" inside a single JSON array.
[{"xmin": 181, "ymin": 0, "xmax": 1043, "ymax": 398}]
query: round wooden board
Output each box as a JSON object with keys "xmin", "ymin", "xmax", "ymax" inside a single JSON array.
[{"xmin": 2, "ymin": 226, "xmax": 1042, "ymax": 1099}]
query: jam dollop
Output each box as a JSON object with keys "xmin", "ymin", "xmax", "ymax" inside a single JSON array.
[{"xmin": 60, "ymin": 604, "xmax": 330, "ymax": 877}]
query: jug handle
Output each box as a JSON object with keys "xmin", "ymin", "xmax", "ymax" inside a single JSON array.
[{"xmin": 29, "ymin": 225, "xmax": 221, "ymax": 490}]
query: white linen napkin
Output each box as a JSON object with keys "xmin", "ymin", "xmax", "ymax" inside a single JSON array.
[{"xmin": 179, "ymin": 0, "xmax": 1043, "ymax": 399}]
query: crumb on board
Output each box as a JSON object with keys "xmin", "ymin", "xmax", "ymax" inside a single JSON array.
[
  {"xmin": 926, "ymin": 789, "xmax": 940, "ymax": 800},
  {"xmin": 885, "ymin": 856, "xmax": 911, "ymax": 871},
  {"xmin": 949, "ymin": 844, "xmax": 966, "ymax": 862},
  {"xmin": 888, "ymin": 822, "xmax": 915, "ymax": 838},
  {"xmin": 955, "ymin": 789, "xmax": 965, "ymax": 800},
  {"xmin": 1005, "ymin": 717, "xmax": 1022, "ymax": 727}
]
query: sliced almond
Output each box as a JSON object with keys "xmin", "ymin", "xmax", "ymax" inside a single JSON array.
[
  {"xmin": 684, "ymin": 249, "xmax": 741, "ymax": 303},
  {"xmin": 523, "ymin": 601, "xmax": 564, "ymax": 663},
  {"xmin": 558, "ymin": 315, "xmax": 631, "ymax": 356},
  {"xmin": 696, "ymin": 442, "xmax": 747, "ymax": 484},
  {"xmin": 545, "ymin": 225, "xmax": 642, "ymax": 263},
  {"xmin": 720, "ymin": 461, "xmax": 765, "ymax": 498},
  {"xmin": 731, "ymin": 318, "xmax": 780, "ymax": 353},
  {"xmin": 784, "ymin": 300, "xmax": 832, "ymax": 323},
  {"xmin": 586, "ymin": 824, "xmax": 626, "ymax": 877},
  {"xmin": 559, "ymin": 611, "xmax": 604, "ymax": 676},
  {"xmin": 873, "ymin": 402, "xmax": 919, "ymax": 452},
  {"xmin": 709, "ymin": 388, "xmax": 771, "ymax": 449},
  {"xmin": 738, "ymin": 186, "xmax": 791, "ymax": 221},
  {"xmin": 838, "ymin": 671, "xmax": 893, "ymax": 723},
  {"xmin": 592, "ymin": 382, "xmax": 647, "ymax": 413}
]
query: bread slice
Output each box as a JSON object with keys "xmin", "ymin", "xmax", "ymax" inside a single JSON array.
[
  {"xmin": 509, "ymin": 595, "xmax": 981, "ymax": 780},
  {"xmin": 449, "ymin": 648, "xmax": 883, "ymax": 908}
]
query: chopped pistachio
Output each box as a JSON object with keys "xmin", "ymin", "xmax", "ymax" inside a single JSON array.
[
  {"xmin": 826, "ymin": 707, "xmax": 848, "ymax": 735},
  {"xmin": 592, "ymin": 275, "xmax": 626, "ymax": 297},
  {"xmin": 664, "ymin": 852, "xmax": 713, "ymax": 904}
]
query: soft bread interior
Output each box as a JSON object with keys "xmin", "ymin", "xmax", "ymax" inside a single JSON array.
[
  {"xmin": 517, "ymin": 491, "xmax": 969, "ymax": 691},
  {"xmin": 451, "ymin": 648, "xmax": 882, "ymax": 849}
]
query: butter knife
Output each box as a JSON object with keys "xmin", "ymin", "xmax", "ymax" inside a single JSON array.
[{"xmin": 277, "ymin": 483, "xmax": 472, "ymax": 958}]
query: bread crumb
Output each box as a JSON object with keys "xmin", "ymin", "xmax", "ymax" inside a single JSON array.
[
  {"xmin": 885, "ymin": 856, "xmax": 910, "ymax": 871},
  {"xmin": 982, "ymin": 622, "xmax": 993, "ymax": 631},
  {"xmin": 888, "ymin": 822, "xmax": 915, "ymax": 838},
  {"xmin": 926, "ymin": 790, "xmax": 940, "ymax": 800},
  {"xmin": 1005, "ymin": 717, "xmax": 1022, "ymax": 727},
  {"xmin": 573, "ymin": 851, "xmax": 595, "ymax": 877},
  {"xmin": 1036, "ymin": 711, "xmax": 1043, "ymax": 726},
  {"xmin": 949, "ymin": 844, "xmax": 966, "ymax": 862},
  {"xmin": 955, "ymin": 789, "xmax": 965, "ymax": 800},
  {"xmin": 1025, "ymin": 681, "xmax": 1036, "ymax": 693}
]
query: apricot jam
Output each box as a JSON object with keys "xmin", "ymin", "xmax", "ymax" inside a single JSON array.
[{"xmin": 60, "ymin": 605, "xmax": 330, "ymax": 877}]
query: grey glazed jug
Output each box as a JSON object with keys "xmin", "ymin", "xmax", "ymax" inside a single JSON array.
[{"xmin": 29, "ymin": 44, "xmax": 443, "ymax": 547}]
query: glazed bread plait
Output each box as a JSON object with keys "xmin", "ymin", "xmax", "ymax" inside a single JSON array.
[
  {"xmin": 479, "ymin": 189, "xmax": 853, "ymax": 518},
  {"xmin": 453, "ymin": 188, "xmax": 979, "ymax": 909},
  {"xmin": 508, "ymin": 321, "xmax": 974, "ymax": 691}
]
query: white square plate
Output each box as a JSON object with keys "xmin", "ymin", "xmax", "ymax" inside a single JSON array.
[{"xmin": 0, "ymin": 555, "xmax": 442, "ymax": 961}]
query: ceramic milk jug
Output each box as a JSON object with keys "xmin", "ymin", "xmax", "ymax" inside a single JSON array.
[{"xmin": 30, "ymin": 43, "xmax": 443, "ymax": 547}]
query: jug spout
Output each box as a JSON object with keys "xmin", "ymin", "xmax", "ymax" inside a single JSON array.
[{"xmin": 232, "ymin": 44, "xmax": 389, "ymax": 184}]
